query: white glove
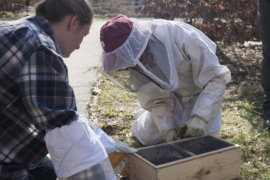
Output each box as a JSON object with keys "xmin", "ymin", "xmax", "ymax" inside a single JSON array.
[
  {"xmin": 115, "ymin": 141, "xmax": 138, "ymax": 153},
  {"xmin": 163, "ymin": 129, "xmax": 177, "ymax": 142},
  {"xmin": 90, "ymin": 123, "xmax": 137, "ymax": 154},
  {"xmin": 90, "ymin": 122, "xmax": 137, "ymax": 177},
  {"xmin": 151, "ymin": 106, "xmax": 175, "ymax": 142},
  {"xmin": 108, "ymin": 141, "xmax": 137, "ymax": 177},
  {"xmin": 185, "ymin": 116, "xmax": 206, "ymax": 137}
]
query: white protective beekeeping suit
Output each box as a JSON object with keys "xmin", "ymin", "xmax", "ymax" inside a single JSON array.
[
  {"xmin": 44, "ymin": 114, "xmax": 137, "ymax": 179},
  {"xmin": 99, "ymin": 14, "xmax": 231, "ymax": 146}
]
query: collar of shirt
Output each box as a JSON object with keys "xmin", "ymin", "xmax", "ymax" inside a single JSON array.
[{"xmin": 24, "ymin": 16, "xmax": 61, "ymax": 55}]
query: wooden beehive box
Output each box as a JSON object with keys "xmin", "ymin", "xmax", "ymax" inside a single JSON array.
[{"xmin": 129, "ymin": 135, "xmax": 241, "ymax": 180}]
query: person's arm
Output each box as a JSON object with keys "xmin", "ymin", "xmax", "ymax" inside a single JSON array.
[
  {"xmin": 176, "ymin": 23, "xmax": 230, "ymax": 122},
  {"xmin": 175, "ymin": 22, "xmax": 231, "ymax": 137},
  {"xmin": 136, "ymin": 82, "xmax": 177, "ymax": 142},
  {"xmin": 17, "ymin": 45, "xmax": 78, "ymax": 129}
]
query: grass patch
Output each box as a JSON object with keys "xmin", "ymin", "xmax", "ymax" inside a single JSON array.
[
  {"xmin": 220, "ymin": 81, "xmax": 270, "ymax": 179},
  {"xmin": 95, "ymin": 77, "xmax": 137, "ymax": 119}
]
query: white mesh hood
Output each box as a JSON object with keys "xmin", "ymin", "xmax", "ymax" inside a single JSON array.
[
  {"xmin": 99, "ymin": 18, "xmax": 152, "ymax": 72},
  {"xmin": 99, "ymin": 18, "xmax": 178, "ymax": 92}
]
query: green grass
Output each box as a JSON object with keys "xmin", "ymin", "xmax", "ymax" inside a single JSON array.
[
  {"xmin": 95, "ymin": 80, "xmax": 137, "ymax": 119},
  {"xmin": 220, "ymin": 81, "xmax": 270, "ymax": 179}
]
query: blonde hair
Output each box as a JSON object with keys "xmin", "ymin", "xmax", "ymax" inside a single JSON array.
[{"xmin": 35, "ymin": 0, "xmax": 94, "ymax": 26}]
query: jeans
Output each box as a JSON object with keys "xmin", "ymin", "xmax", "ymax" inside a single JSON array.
[
  {"xmin": 28, "ymin": 156, "xmax": 57, "ymax": 180},
  {"xmin": 259, "ymin": 0, "xmax": 270, "ymax": 118},
  {"xmin": 0, "ymin": 156, "xmax": 56, "ymax": 180}
]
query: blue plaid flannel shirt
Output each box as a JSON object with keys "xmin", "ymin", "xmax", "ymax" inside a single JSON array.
[{"xmin": 0, "ymin": 16, "xmax": 78, "ymax": 178}]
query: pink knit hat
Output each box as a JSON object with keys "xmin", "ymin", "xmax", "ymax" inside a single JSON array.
[{"xmin": 100, "ymin": 14, "xmax": 133, "ymax": 52}]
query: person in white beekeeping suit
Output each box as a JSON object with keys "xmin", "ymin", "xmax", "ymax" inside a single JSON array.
[{"xmin": 99, "ymin": 14, "xmax": 231, "ymax": 146}]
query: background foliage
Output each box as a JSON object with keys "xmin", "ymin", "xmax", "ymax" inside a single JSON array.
[
  {"xmin": 90, "ymin": 0, "xmax": 140, "ymax": 17},
  {"xmin": 0, "ymin": 0, "xmax": 37, "ymax": 12},
  {"xmin": 0, "ymin": 0, "xmax": 259, "ymax": 45},
  {"xmin": 141, "ymin": 0, "xmax": 258, "ymax": 44}
]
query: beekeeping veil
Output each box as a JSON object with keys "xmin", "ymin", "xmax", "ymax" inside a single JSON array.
[{"xmin": 99, "ymin": 14, "xmax": 176, "ymax": 92}]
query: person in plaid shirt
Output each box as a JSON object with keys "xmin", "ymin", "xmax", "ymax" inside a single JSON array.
[{"xmin": 0, "ymin": 1, "xmax": 137, "ymax": 180}]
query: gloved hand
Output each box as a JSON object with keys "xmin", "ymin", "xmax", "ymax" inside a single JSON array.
[
  {"xmin": 163, "ymin": 129, "xmax": 177, "ymax": 142},
  {"xmin": 89, "ymin": 120, "xmax": 137, "ymax": 177},
  {"xmin": 151, "ymin": 106, "xmax": 176, "ymax": 143},
  {"xmin": 114, "ymin": 141, "xmax": 138, "ymax": 153},
  {"xmin": 180, "ymin": 116, "xmax": 206, "ymax": 138},
  {"xmin": 108, "ymin": 141, "xmax": 137, "ymax": 177}
]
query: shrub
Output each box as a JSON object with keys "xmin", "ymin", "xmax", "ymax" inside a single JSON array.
[{"xmin": 141, "ymin": 0, "xmax": 258, "ymax": 44}]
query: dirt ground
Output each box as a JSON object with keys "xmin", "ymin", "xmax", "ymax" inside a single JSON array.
[{"xmin": 216, "ymin": 42, "xmax": 262, "ymax": 83}]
